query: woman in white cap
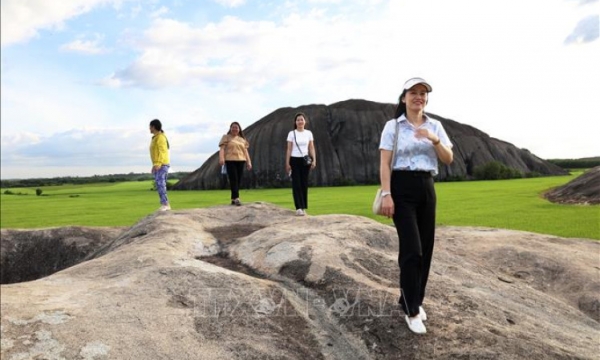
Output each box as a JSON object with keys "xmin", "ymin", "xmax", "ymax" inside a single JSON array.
[{"xmin": 378, "ymin": 77, "xmax": 453, "ymax": 334}]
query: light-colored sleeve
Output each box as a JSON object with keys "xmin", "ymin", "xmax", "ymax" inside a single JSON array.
[
  {"xmin": 436, "ymin": 122, "xmax": 453, "ymax": 148},
  {"xmin": 379, "ymin": 120, "xmax": 396, "ymax": 151},
  {"xmin": 218, "ymin": 135, "xmax": 229, "ymax": 148},
  {"xmin": 245, "ymin": 139, "xmax": 250, "ymax": 149},
  {"xmin": 286, "ymin": 131, "xmax": 294, "ymax": 143},
  {"xmin": 308, "ymin": 130, "xmax": 314, "ymax": 142}
]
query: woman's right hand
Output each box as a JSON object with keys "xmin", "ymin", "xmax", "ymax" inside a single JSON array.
[
  {"xmin": 219, "ymin": 158, "xmax": 225, "ymax": 166},
  {"xmin": 381, "ymin": 196, "xmax": 394, "ymax": 218}
]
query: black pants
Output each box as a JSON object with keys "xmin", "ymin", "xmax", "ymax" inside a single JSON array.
[
  {"xmin": 290, "ymin": 157, "xmax": 311, "ymax": 210},
  {"xmin": 391, "ymin": 170, "xmax": 436, "ymax": 317},
  {"xmin": 225, "ymin": 161, "xmax": 245, "ymax": 200}
]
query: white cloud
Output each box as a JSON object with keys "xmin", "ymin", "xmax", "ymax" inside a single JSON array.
[
  {"xmin": 307, "ymin": 0, "xmax": 343, "ymax": 3},
  {"xmin": 97, "ymin": 76, "xmax": 127, "ymax": 88},
  {"xmin": 212, "ymin": 0, "xmax": 246, "ymax": 8},
  {"xmin": 61, "ymin": 34, "xmax": 108, "ymax": 54},
  {"xmin": 0, "ymin": 0, "xmax": 130, "ymax": 47},
  {"xmin": 565, "ymin": 15, "xmax": 599, "ymax": 44},
  {"xmin": 0, "ymin": 128, "xmax": 150, "ymax": 181},
  {"xmin": 0, "ymin": 61, "xmax": 127, "ymax": 137},
  {"xmin": 150, "ymin": 6, "xmax": 169, "ymax": 18},
  {"xmin": 0, "ymin": 121, "xmax": 224, "ymax": 178},
  {"xmin": 567, "ymin": 0, "xmax": 598, "ymax": 5},
  {"xmin": 104, "ymin": 0, "xmax": 597, "ymax": 102},
  {"xmin": 103, "ymin": 13, "xmax": 375, "ymax": 91}
]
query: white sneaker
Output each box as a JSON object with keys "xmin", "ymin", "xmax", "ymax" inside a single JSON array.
[
  {"xmin": 295, "ymin": 209, "xmax": 305, "ymax": 216},
  {"xmin": 302, "ymin": 209, "xmax": 308, "ymax": 216},
  {"xmin": 405, "ymin": 315, "xmax": 427, "ymax": 334},
  {"xmin": 159, "ymin": 205, "xmax": 171, "ymax": 211},
  {"xmin": 419, "ymin": 306, "xmax": 427, "ymax": 321}
]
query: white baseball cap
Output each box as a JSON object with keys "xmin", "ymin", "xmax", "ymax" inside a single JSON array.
[{"xmin": 403, "ymin": 77, "xmax": 432, "ymax": 92}]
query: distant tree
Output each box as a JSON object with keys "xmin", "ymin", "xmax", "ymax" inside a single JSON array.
[
  {"xmin": 35, "ymin": 188, "xmax": 43, "ymax": 196},
  {"xmin": 547, "ymin": 159, "xmax": 600, "ymax": 169},
  {"xmin": 1, "ymin": 171, "xmax": 189, "ymax": 189}
]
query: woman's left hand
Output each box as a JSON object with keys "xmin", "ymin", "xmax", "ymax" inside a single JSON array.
[
  {"xmin": 247, "ymin": 163, "xmax": 253, "ymax": 171},
  {"xmin": 311, "ymin": 161, "xmax": 316, "ymax": 169}
]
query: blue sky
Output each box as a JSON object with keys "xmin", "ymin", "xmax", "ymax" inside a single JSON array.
[{"xmin": 1, "ymin": 0, "xmax": 598, "ymax": 179}]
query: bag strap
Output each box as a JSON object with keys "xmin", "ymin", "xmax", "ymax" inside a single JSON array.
[
  {"xmin": 293, "ymin": 130, "xmax": 305, "ymax": 157},
  {"xmin": 390, "ymin": 121, "xmax": 400, "ymax": 168}
]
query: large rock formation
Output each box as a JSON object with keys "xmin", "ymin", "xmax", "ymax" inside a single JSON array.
[
  {"xmin": 545, "ymin": 166, "xmax": 600, "ymax": 205},
  {"xmin": 1, "ymin": 226, "xmax": 122, "ymax": 285},
  {"xmin": 174, "ymin": 100, "xmax": 567, "ymax": 190},
  {"xmin": 1, "ymin": 203, "xmax": 598, "ymax": 359}
]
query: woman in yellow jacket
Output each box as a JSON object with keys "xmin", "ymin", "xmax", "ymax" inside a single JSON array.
[{"xmin": 149, "ymin": 119, "xmax": 171, "ymax": 211}]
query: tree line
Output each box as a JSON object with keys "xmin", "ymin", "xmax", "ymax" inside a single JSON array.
[
  {"xmin": 1, "ymin": 157, "xmax": 597, "ymax": 189},
  {"xmin": 547, "ymin": 158, "xmax": 600, "ymax": 169},
  {"xmin": 1, "ymin": 172, "xmax": 191, "ymax": 189}
]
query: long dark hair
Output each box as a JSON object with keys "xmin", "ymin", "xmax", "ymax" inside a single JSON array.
[
  {"xmin": 227, "ymin": 122, "xmax": 245, "ymax": 139},
  {"xmin": 393, "ymin": 91, "xmax": 408, "ymax": 119},
  {"xmin": 149, "ymin": 119, "xmax": 163, "ymax": 132},
  {"xmin": 293, "ymin": 112, "xmax": 308, "ymax": 130}
]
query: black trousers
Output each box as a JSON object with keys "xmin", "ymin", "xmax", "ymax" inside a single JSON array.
[
  {"xmin": 391, "ymin": 170, "xmax": 436, "ymax": 317},
  {"xmin": 290, "ymin": 157, "xmax": 311, "ymax": 210},
  {"xmin": 225, "ymin": 161, "xmax": 245, "ymax": 199}
]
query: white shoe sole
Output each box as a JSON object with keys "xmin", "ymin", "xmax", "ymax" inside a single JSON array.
[{"xmin": 405, "ymin": 315, "xmax": 427, "ymax": 334}]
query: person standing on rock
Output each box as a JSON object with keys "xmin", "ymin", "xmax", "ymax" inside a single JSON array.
[
  {"xmin": 286, "ymin": 112, "xmax": 317, "ymax": 216},
  {"xmin": 219, "ymin": 122, "xmax": 253, "ymax": 206},
  {"xmin": 378, "ymin": 77, "xmax": 453, "ymax": 334},
  {"xmin": 149, "ymin": 119, "xmax": 171, "ymax": 211}
]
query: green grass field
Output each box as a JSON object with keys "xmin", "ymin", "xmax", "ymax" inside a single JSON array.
[{"xmin": 1, "ymin": 173, "xmax": 598, "ymax": 240}]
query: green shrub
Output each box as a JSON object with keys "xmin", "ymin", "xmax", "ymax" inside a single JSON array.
[
  {"xmin": 35, "ymin": 188, "xmax": 43, "ymax": 196},
  {"xmin": 474, "ymin": 161, "xmax": 522, "ymax": 180}
]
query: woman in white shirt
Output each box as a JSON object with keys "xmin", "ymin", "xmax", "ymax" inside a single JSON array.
[
  {"xmin": 286, "ymin": 112, "xmax": 317, "ymax": 216},
  {"xmin": 379, "ymin": 78, "xmax": 453, "ymax": 335}
]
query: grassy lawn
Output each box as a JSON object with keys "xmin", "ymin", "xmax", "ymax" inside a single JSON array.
[{"xmin": 1, "ymin": 173, "xmax": 598, "ymax": 240}]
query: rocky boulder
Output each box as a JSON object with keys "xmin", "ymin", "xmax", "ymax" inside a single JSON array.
[
  {"xmin": 545, "ymin": 166, "xmax": 600, "ymax": 205},
  {"xmin": 173, "ymin": 99, "xmax": 567, "ymax": 190},
  {"xmin": 0, "ymin": 226, "xmax": 123, "ymax": 285},
  {"xmin": 1, "ymin": 203, "xmax": 598, "ymax": 359}
]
